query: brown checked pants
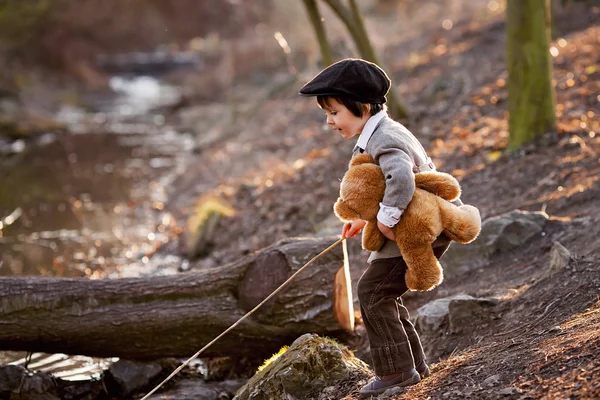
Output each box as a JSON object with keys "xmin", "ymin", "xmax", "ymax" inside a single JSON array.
[{"xmin": 357, "ymin": 235, "xmax": 451, "ymax": 376}]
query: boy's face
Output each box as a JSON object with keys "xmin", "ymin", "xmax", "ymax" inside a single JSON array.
[{"xmin": 322, "ymin": 98, "xmax": 370, "ymax": 140}]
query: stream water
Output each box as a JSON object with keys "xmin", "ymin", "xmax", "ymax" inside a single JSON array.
[{"xmin": 0, "ymin": 75, "xmax": 195, "ymax": 379}]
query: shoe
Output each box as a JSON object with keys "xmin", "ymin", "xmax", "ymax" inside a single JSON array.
[
  {"xmin": 416, "ymin": 360, "xmax": 430, "ymax": 378},
  {"xmin": 366, "ymin": 362, "xmax": 430, "ymax": 384},
  {"xmin": 359, "ymin": 368, "xmax": 421, "ymax": 398}
]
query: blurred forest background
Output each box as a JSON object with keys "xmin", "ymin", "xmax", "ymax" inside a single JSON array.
[{"xmin": 1, "ymin": 0, "xmax": 599, "ymax": 399}]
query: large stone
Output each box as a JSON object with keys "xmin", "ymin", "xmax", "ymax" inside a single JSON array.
[
  {"xmin": 0, "ymin": 365, "xmax": 60, "ymax": 400},
  {"xmin": 447, "ymin": 296, "xmax": 498, "ymax": 332},
  {"xmin": 414, "ymin": 294, "xmax": 498, "ymax": 336},
  {"xmin": 234, "ymin": 333, "xmax": 371, "ymax": 400},
  {"xmin": 540, "ymin": 241, "xmax": 572, "ymax": 280},
  {"xmin": 0, "ymin": 365, "xmax": 25, "ymax": 392},
  {"xmin": 106, "ymin": 359, "xmax": 163, "ymax": 396},
  {"xmin": 185, "ymin": 196, "xmax": 235, "ymax": 259},
  {"xmin": 443, "ymin": 210, "xmax": 549, "ymax": 275},
  {"xmin": 414, "ymin": 294, "xmax": 498, "ymax": 361}
]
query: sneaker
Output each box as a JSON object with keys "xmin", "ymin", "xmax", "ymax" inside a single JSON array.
[
  {"xmin": 366, "ymin": 362, "xmax": 429, "ymax": 382},
  {"xmin": 416, "ymin": 360, "xmax": 431, "ymax": 378},
  {"xmin": 359, "ymin": 368, "xmax": 421, "ymax": 398}
]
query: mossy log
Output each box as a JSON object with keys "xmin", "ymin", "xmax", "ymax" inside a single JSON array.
[{"xmin": 0, "ymin": 237, "xmax": 355, "ymax": 360}]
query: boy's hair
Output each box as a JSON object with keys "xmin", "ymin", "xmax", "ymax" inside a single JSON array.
[{"xmin": 317, "ymin": 95, "xmax": 386, "ymax": 118}]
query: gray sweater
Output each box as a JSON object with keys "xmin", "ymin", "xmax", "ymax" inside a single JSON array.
[{"xmin": 352, "ymin": 116, "xmax": 442, "ymax": 262}]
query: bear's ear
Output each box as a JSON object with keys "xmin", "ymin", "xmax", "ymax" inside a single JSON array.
[
  {"xmin": 349, "ymin": 154, "xmax": 376, "ymax": 167},
  {"xmin": 333, "ymin": 198, "xmax": 359, "ymax": 222}
]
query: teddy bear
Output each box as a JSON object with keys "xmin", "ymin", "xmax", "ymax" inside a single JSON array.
[{"xmin": 333, "ymin": 154, "xmax": 481, "ymax": 291}]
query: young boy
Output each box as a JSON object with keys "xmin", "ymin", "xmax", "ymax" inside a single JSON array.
[{"xmin": 299, "ymin": 58, "xmax": 455, "ymax": 398}]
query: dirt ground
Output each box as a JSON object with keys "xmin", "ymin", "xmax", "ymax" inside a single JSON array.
[{"xmin": 167, "ymin": 3, "xmax": 600, "ymax": 400}]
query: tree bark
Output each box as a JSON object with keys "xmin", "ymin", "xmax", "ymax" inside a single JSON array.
[
  {"xmin": 0, "ymin": 237, "xmax": 355, "ymax": 360},
  {"xmin": 302, "ymin": 0, "xmax": 334, "ymax": 67},
  {"xmin": 322, "ymin": 0, "xmax": 409, "ymax": 119},
  {"xmin": 506, "ymin": 0, "xmax": 556, "ymax": 150}
]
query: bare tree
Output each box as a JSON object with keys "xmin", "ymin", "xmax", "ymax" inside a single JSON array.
[
  {"xmin": 302, "ymin": 0, "xmax": 409, "ymax": 119},
  {"xmin": 506, "ymin": 0, "xmax": 556, "ymax": 149},
  {"xmin": 302, "ymin": 0, "xmax": 334, "ymax": 67}
]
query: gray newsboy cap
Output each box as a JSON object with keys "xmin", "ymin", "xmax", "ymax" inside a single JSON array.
[{"xmin": 299, "ymin": 58, "xmax": 391, "ymax": 104}]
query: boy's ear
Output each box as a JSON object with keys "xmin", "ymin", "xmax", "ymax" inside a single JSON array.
[{"xmin": 362, "ymin": 103, "xmax": 371, "ymax": 116}]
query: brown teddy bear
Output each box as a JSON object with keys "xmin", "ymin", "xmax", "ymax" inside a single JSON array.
[{"xmin": 334, "ymin": 154, "xmax": 481, "ymax": 291}]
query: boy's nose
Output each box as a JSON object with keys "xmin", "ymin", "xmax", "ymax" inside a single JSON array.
[{"xmin": 326, "ymin": 115, "xmax": 333, "ymax": 125}]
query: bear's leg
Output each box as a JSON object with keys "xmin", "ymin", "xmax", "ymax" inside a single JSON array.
[
  {"xmin": 415, "ymin": 172, "xmax": 460, "ymax": 201},
  {"xmin": 398, "ymin": 242, "xmax": 443, "ymax": 291},
  {"xmin": 362, "ymin": 221, "xmax": 386, "ymax": 251},
  {"xmin": 439, "ymin": 202, "xmax": 482, "ymax": 244}
]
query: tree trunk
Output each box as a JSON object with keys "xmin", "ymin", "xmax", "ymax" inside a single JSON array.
[
  {"xmin": 302, "ymin": 0, "xmax": 334, "ymax": 67},
  {"xmin": 322, "ymin": 0, "xmax": 409, "ymax": 120},
  {"xmin": 0, "ymin": 237, "xmax": 355, "ymax": 360},
  {"xmin": 506, "ymin": 0, "xmax": 556, "ymax": 150}
]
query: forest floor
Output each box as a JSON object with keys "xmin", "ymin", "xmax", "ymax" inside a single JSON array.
[{"xmin": 166, "ymin": 3, "xmax": 600, "ymax": 400}]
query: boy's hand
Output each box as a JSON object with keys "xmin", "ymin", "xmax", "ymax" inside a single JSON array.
[
  {"xmin": 342, "ymin": 219, "xmax": 367, "ymax": 238},
  {"xmin": 377, "ymin": 220, "xmax": 396, "ymax": 241}
]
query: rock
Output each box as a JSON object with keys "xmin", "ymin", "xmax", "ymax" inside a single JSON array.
[
  {"xmin": 413, "ymin": 294, "xmax": 499, "ymax": 363},
  {"xmin": 546, "ymin": 325, "xmax": 563, "ymax": 334},
  {"xmin": 483, "ymin": 374, "xmax": 500, "ymax": 387},
  {"xmin": 498, "ymin": 386, "xmax": 517, "ymax": 395},
  {"xmin": 443, "ymin": 210, "xmax": 549, "ymax": 275},
  {"xmin": 0, "ymin": 365, "xmax": 25, "ymax": 392},
  {"xmin": 414, "ymin": 294, "xmax": 498, "ymax": 336},
  {"xmin": 233, "ymin": 333, "xmax": 371, "ymax": 400},
  {"xmin": 0, "ymin": 365, "xmax": 60, "ymax": 399},
  {"xmin": 538, "ymin": 241, "xmax": 571, "ymax": 280},
  {"xmin": 414, "ymin": 296, "xmax": 462, "ymax": 336},
  {"xmin": 447, "ymin": 296, "xmax": 498, "ymax": 332},
  {"xmin": 185, "ymin": 196, "xmax": 235, "ymax": 259},
  {"xmin": 106, "ymin": 359, "xmax": 163, "ymax": 396}
]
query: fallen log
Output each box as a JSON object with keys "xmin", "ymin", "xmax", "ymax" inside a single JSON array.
[{"xmin": 0, "ymin": 237, "xmax": 355, "ymax": 360}]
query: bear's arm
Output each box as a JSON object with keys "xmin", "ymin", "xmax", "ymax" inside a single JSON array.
[{"xmin": 362, "ymin": 221, "xmax": 386, "ymax": 251}]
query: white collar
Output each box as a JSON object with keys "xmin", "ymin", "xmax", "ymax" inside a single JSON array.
[{"xmin": 355, "ymin": 110, "xmax": 387, "ymax": 150}]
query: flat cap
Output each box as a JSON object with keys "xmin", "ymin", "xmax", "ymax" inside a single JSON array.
[{"xmin": 299, "ymin": 58, "xmax": 391, "ymax": 104}]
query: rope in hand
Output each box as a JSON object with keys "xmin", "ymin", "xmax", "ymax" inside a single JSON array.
[{"xmin": 140, "ymin": 237, "xmax": 345, "ymax": 400}]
